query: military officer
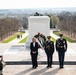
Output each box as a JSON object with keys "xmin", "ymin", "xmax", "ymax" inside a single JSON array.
[
  {"xmin": 45, "ymin": 36, "xmax": 54, "ymax": 68},
  {"xmin": 56, "ymin": 34, "xmax": 67, "ymax": 68}
]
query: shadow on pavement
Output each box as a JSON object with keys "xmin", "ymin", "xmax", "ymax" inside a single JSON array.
[
  {"xmin": 15, "ymin": 68, "xmax": 32, "ymax": 75},
  {"xmin": 42, "ymin": 67, "xmax": 60, "ymax": 75},
  {"xmin": 30, "ymin": 67, "xmax": 48, "ymax": 75},
  {"xmin": 30, "ymin": 67, "xmax": 60, "ymax": 75}
]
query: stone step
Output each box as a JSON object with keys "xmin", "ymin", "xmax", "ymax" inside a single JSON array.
[{"xmin": 5, "ymin": 61, "xmax": 76, "ymax": 65}]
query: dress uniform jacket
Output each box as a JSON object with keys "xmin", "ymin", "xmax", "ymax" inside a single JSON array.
[
  {"xmin": 56, "ymin": 38, "xmax": 67, "ymax": 52},
  {"xmin": 45, "ymin": 41, "xmax": 54, "ymax": 56}
]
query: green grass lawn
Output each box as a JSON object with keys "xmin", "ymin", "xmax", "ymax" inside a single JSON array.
[
  {"xmin": 3, "ymin": 32, "xmax": 24, "ymax": 43},
  {"xmin": 51, "ymin": 37, "xmax": 56, "ymax": 43},
  {"xmin": 19, "ymin": 36, "xmax": 28, "ymax": 43},
  {"xmin": 53, "ymin": 31, "xmax": 76, "ymax": 43},
  {"xmin": 20, "ymin": 32, "xmax": 24, "ymax": 35}
]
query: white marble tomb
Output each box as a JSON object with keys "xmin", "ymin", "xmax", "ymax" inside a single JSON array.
[{"xmin": 26, "ymin": 16, "xmax": 50, "ymax": 47}]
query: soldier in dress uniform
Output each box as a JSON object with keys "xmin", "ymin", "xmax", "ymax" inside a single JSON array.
[
  {"xmin": 56, "ymin": 34, "xmax": 67, "ymax": 68},
  {"xmin": 45, "ymin": 36, "xmax": 54, "ymax": 68}
]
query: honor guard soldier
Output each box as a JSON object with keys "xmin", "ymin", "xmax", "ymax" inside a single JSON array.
[
  {"xmin": 56, "ymin": 34, "xmax": 67, "ymax": 68},
  {"xmin": 45, "ymin": 36, "xmax": 54, "ymax": 68}
]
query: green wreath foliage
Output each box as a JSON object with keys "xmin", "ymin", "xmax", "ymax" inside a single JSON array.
[{"xmin": 34, "ymin": 34, "xmax": 46, "ymax": 42}]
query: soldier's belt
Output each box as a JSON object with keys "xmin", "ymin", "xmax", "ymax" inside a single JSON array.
[
  {"xmin": 46, "ymin": 46, "xmax": 50, "ymax": 48},
  {"xmin": 59, "ymin": 46, "xmax": 64, "ymax": 48}
]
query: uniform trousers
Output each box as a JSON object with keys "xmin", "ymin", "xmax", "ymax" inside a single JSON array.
[
  {"xmin": 58, "ymin": 51, "xmax": 65, "ymax": 67},
  {"xmin": 47, "ymin": 54, "xmax": 53, "ymax": 67}
]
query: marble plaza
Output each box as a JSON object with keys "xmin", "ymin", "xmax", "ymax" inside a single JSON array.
[{"xmin": 0, "ymin": 31, "xmax": 76, "ymax": 75}]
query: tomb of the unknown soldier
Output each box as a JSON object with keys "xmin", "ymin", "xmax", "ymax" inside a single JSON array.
[{"xmin": 26, "ymin": 16, "xmax": 50, "ymax": 47}]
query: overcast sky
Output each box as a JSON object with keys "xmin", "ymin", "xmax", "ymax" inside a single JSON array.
[{"xmin": 0, "ymin": 0, "xmax": 76, "ymax": 9}]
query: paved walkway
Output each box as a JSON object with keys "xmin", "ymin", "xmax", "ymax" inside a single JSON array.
[
  {"xmin": 9, "ymin": 32, "xmax": 28, "ymax": 44},
  {"xmin": 3, "ymin": 65, "xmax": 76, "ymax": 75}
]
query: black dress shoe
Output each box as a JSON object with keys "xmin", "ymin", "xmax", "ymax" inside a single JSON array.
[
  {"xmin": 49, "ymin": 66, "xmax": 52, "ymax": 68},
  {"xmin": 35, "ymin": 66, "xmax": 37, "ymax": 69},
  {"xmin": 32, "ymin": 66, "xmax": 35, "ymax": 69},
  {"xmin": 61, "ymin": 66, "xmax": 64, "ymax": 68},
  {"xmin": 36, "ymin": 65, "xmax": 38, "ymax": 67},
  {"xmin": 46, "ymin": 66, "xmax": 49, "ymax": 68},
  {"xmin": 60, "ymin": 66, "xmax": 64, "ymax": 69}
]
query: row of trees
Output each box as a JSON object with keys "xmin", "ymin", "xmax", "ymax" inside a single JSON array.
[
  {"xmin": 0, "ymin": 17, "xmax": 20, "ymax": 41},
  {"xmin": 57, "ymin": 12, "xmax": 76, "ymax": 39},
  {"xmin": 33, "ymin": 11, "xmax": 76, "ymax": 39},
  {"xmin": 1, "ymin": 12, "xmax": 75, "ymax": 41},
  {"xmin": 49, "ymin": 15, "xmax": 59, "ymax": 28}
]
